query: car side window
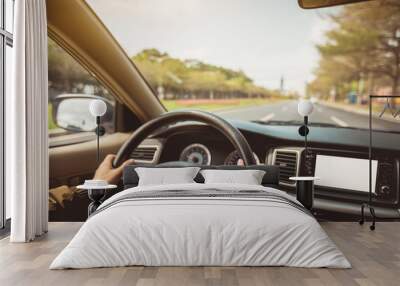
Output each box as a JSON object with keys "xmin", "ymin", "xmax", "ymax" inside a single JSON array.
[{"xmin": 48, "ymin": 37, "xmax": 116, "ymax": 141}]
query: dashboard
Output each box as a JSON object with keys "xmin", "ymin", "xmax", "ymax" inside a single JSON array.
[
  {"xmin": 129, "ymin": 121, "xmax": 400, "ymax": 218},
  {"xmin": 178, "ymin": 143, "xmax": 260, "ymax": 165}
]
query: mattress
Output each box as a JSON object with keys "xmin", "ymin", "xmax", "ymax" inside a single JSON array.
[{"xmin": 50, "ymin": 183, "xmax": 351, "ymax": 269}]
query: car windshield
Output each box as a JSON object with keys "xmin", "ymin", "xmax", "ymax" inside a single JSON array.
[{"xmin": 87, "ymin": 0, "xmax": 400, "ymax": 132}]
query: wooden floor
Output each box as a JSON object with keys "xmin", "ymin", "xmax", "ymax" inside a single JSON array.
[{"xmin": 0, "ymin": 222, "xmax": 399, "ymax": 286}]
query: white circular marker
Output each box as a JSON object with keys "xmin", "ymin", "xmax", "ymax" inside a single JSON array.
[
  {"xmin": 89, "ymin": 99, "xmax": 107, "ymax": 117},
  {"xmin": 297, "ymin": 99, "xmax": 314, "ymax": 116}
]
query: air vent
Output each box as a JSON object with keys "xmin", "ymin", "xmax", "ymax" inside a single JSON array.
[
  {"xmin": 273, "ymin": 150, "xmax": 299, "ymax": 185},
  {"xmin": 131, "ymin": 146, "xmax": 159, "ymax": 163}
]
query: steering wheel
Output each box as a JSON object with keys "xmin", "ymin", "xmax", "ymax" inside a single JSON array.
[{"xmin": 113, "ymin": 110, "xmax": 256, "ymax": 167}]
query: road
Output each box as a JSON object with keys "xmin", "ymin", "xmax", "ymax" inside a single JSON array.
[{"xmin": 216, "ymin": 100, "xmax": 400, "ymax": 132}]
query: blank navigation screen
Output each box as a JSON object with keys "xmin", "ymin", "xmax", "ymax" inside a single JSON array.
[{"xmin": 314, "ymin": 155, "xmax": 377, "ymax": 193}]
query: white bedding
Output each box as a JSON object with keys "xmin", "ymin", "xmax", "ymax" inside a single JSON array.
[{"xmin": 50, "ymin": 183, "xmax": 351, "ymax": 269}]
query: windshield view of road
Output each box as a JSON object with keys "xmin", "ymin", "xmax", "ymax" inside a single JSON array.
[
  {"xmin": 85, "ymin": 0, "xmax": 399, "ymax": 132},
  {"xmin": 49, "ymin": 0, "xmax": 400, "ymax": 136}
]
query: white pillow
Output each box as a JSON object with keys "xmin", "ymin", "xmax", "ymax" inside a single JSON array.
[
  {"xmin": 200, "ymin": 169, "xmax": 266, "ymax": 185},
  {"xmin": 135, "ymin": 167, "xmax": 201, "ymax": 186}
]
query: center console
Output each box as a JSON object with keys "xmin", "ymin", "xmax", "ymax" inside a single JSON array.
[
  {"xmin": 303, "ymin": 148, "xmax": 399, "ymax": 208},
  {"xmin": 272, "ymin": 147, "xmax": 400, "ymax": 209}
]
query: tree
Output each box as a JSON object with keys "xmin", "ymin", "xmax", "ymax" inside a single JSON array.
[
  {"xmin": 309, "ymin": 0, "xmax": 400, "ymax": 100},
  {"xmin": 48, "ymin": 38, "xmax": 103, "ymax": 97},
  {"xmin": 131, "ymin": 48, "xmax": 275, "ymax": 99}
]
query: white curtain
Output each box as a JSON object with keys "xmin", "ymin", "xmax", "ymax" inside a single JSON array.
[{"xmin": 6, "ymin": 0, "xmax": 49, "ymax": 242}]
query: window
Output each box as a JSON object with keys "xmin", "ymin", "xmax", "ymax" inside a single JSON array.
[
  {"xmin": 48, "ymin": 38, "xmax": 116, "ymax": 144},
  {"xmin": 1, "ymin": 0, "xmax": 14, "ymax": 231},
  {"xmin": 88, "ymin": 0, "xmax": 400, "ymax": 133}
]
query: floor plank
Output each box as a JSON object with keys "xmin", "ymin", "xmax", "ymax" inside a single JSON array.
[{"xmin": 0, "ymin": 222, "xmax": 399, "ymax": 286}]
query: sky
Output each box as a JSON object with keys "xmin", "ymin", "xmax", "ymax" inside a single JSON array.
[{"xmin": 87, "ymin": 0, "xmax": 337, "ymax": 95}]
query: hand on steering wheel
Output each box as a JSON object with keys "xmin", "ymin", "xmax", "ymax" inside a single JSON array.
[{"xmin": 94, "ymin": 154, "xmax": 134, "ymax": 184}]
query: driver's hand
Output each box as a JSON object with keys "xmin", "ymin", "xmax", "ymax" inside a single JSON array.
[{"xmin": 93, "ymin": 154, "xmax": 135, "ymax": 184}]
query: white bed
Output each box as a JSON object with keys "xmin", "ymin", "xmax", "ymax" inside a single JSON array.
[{"xmin": 50, "ymin": 183, "xmax": 351, "ymax": 269}]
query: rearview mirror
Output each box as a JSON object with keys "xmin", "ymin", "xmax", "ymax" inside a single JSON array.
[
  {"xmin": 298, "ymin": 0, "xmax": 370, "ymax": 9},
  {"xmin": 52, "ymin": 94, "xmax": 114, "ymax": 132}
]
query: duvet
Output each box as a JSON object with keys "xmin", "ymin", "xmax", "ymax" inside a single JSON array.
[{"xmin": 50, "ymin": 183, "xmax": 351, "ymax": 269}]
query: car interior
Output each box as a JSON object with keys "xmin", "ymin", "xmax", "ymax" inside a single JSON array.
[
  {"xmin": 46, "ymin": 0, "xmax": 400, "ymax": 223},
  {"xmin": 1, "ymin": 0, "xmax": 400, "ymax": 285}
]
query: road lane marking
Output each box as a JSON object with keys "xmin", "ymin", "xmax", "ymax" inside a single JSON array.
[
  {"xmin": 330, "ymin": 116, "xmax": 349, "ymax": 127},
  {"xmin": 316, "ymin": 107, "xmax": 323, "ymax": 112},
  {"xmin": 281, "ymin": 106, "xmax": 288, "ymax": 112},
  {"xmin": 261, "ymin": 113, "xmax": 275, "ymax": 122}
]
